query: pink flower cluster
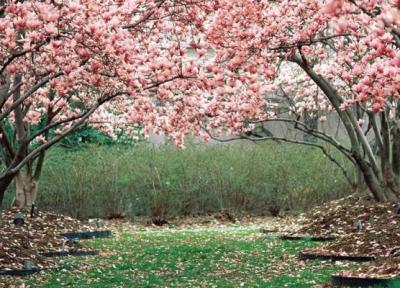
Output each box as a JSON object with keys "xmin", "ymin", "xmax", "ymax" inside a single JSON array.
[
  {"xmin": 1, "ymin": 0, "xmax": 399, "ymax": 147},
  {"xmin": 205, "ymin": 0, "xmax": 399, "ymax": 118}
]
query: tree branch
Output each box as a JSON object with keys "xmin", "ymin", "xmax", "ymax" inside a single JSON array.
[
  {"xmin": 202, "ymin": 127, "xmax": 354, "ymax": 184},
  {"xmin": 291, "ymin": 53, "xmax": 382, "ymax": 181},
  {"xmin": 122, "ymin": 0, "xmax": 167, "ymax": 29},
  {"xmin": 0, "ymin": 72, "xmax": 63, "ymax": 122}
]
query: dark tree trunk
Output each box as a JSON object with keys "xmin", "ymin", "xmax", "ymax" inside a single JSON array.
[{"xmin": 0, "ymin": 173, "xmax": 15, "ymax": 207}]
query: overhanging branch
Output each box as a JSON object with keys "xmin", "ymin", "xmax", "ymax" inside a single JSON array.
[{"xmin": 202, "ymin": 126, "xmax": 354, "ymax": 185}]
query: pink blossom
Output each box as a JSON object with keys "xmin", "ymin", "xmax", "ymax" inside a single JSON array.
[{"xmin": 6, "ymin": 64, "xmax": 17, "ymax": 74}]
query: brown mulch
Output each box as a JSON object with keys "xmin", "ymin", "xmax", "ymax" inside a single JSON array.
[
  {"xmin": 291, "ymin": 194, "xmax": 400, "ymax": 280},
  {"xmin": 0, "ymin": 208, "xmax": 93, "ymax": 271},
  {"xmin": 335, "ymin": 255, "xmax": 400, "ymax": 279},
  {"xmin": 297, "ymin": 195, "xmax": 398, "ymax": 236},
  {"xmin": 295, "ymin": 195, "xmax": 400, "ymax": 257}
]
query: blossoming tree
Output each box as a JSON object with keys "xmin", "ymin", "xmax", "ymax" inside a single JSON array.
[
  {"xmin": 2, "ymin": 0, "xmax": 398, "ymax": 208},
  {"xmin": 201, "ymin": 0, "xmax": 400, "ymax": 202},
  {"xmin": 0, "ymin": 0, "xmax": 223, "ymax": 207}
]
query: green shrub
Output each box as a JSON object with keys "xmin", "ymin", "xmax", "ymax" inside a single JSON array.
[{"xmin": 27, "ymin": 142, "xmax": 353, "ymax": 219}]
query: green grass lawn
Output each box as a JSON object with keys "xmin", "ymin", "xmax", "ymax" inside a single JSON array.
[{"xmin": 24, "ymin": 225, "xmax": 353, "ymax": 287}]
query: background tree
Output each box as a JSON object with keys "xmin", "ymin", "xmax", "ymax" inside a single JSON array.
[
  {"xmin": 0, "ymin": 0, "xmax": 218, "ymax": 207},
  {"xmin": 198, "ymin": 0, "xmax": 400, "ymax": 202}
]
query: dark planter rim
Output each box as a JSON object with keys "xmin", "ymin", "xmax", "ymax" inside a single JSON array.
[
  {"xmin": 40, "ymin": 250, "xmax": 99, "ymax": 257},
  {"xmin": 0, "ymin": 267, "xmax": 59, "ymax": 277},
  {"xmin": 279, "ymin": 235, "xmax": 335, "ymax": 241},
  {"xmin": 260, "ymin": 228, "xmax": 278, "ymax": 233},
  {"xmin": 60, "ymin": 230, "xmax": 112, "ymax": 240},
  {"xmin": 299, "ymin": 251, "xmax": 376, "ymax": 262},
  {"xmin": 331, "ymin": 274, "xmax": 400, "ymax": 287}
]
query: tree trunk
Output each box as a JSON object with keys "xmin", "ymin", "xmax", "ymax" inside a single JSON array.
[
  {"xmin": 359, "ymin": 170, "xmax": 400, "ymax": 202},
  {"xmin": 358, "ymin": 160, "xmax": 400, "ymax": 202},
  {"xmin": 0, "ymin": 173, "xmax": 15, "ymax": 207},
  {"xmin": 14, "ymin": 168, "xmax": 38, "ymax": 209},
  {"xmin": 352, "ymin": 152, "xmax": 387, "ymax": 202},
  {"xmin": 354, "ymin": 167, "xmax": 370, "ymax": 195},
  {"xmin": 392, "ymin": 103, "xmax": 400, "ymax": 180},
  {"xmin": 303, "ymin": 110, "xmax": 318, "ymax": 143}
]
